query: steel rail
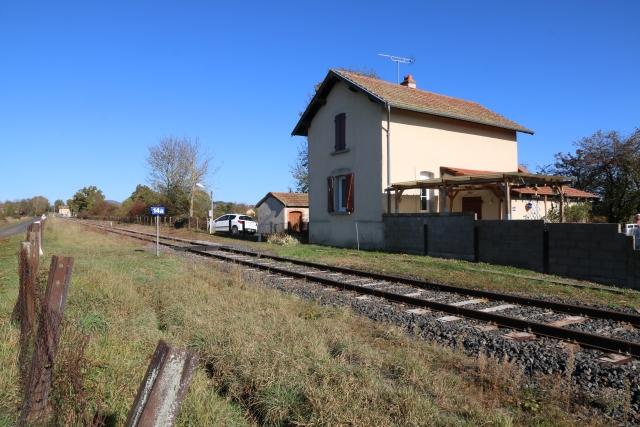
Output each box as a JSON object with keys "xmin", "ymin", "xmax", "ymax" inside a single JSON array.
[
  {"xmin": 70, "ymin": 219, "xmax": 640, "ymax": 326},
  {"xmin": 68, "ymin": 220, "xmax": 640, "ymax": 356},
  {"xmin": 189, "ymin": 247, "xmax": 640, "ymax": 357}
]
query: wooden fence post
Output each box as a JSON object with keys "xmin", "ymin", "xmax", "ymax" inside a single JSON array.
[{"xmin": 19, "ymin": 256, "xmax": 74, "ymax": 424}]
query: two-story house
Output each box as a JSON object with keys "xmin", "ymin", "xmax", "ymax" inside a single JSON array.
[{"xmin": 292, "ymin": 69, "xmax": 589, "ymax": 249}]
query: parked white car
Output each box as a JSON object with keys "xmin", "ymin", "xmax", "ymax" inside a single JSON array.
[{"xmin": 213, "ymin": 214, "xmax": 257, "ymax": 235}]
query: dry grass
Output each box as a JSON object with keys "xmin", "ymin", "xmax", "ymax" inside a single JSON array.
[{"xmin": 0, "ymin": 219, "xmax": 618, "ymax": 426}]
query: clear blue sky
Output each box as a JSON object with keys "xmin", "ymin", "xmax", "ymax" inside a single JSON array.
[{"xmin": 1, "ymin": 1, "xmax": 638, "ymax": 205}]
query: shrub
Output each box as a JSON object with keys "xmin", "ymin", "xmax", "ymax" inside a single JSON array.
[
  {"xmin": 173, "ymin": 215, "xmax": 190, "ymax": 228},
  {"xmin": 267, "ymin": 233, "xmax": 299, "ymax": 246}
]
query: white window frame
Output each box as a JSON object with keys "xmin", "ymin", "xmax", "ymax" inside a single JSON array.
[{"xmin": 419, "ymin": 171, "xmax": 434, "ymax": 212}]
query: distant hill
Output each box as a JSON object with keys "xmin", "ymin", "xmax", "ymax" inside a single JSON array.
[{"xmin": 106, "ymin": 200, "xmax": 121, "ymax": 206}]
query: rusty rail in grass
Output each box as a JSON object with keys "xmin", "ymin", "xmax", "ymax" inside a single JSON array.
[{"xmin": 125, "ymin": 340, "xmax": 199, "ymax": 427}]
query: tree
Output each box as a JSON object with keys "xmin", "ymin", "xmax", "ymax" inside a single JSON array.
[
  {"xmin": 54, "ymin": 199, "xmax": 64, "ymax": 213},
  {"xmin": 289, "ymin": 138, "xmax": 308, "ymax": 193},
  {"xmin": 31, "ymin": 196, "xmax": 49, "ymax": 215},
  {"xmin": 145, "ymin": 135, "xmax": 220, "ymax": 217},
  {"xmin": 546, "ymin": 129, "xmax": 640, "ymax": 223},
  {"xmin": 69, "ymin": 186, "xmax": 105, "ymax": 213}
]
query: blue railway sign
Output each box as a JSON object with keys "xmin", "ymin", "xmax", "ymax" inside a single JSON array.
[{"xmin": 151, "ymin": 206, "xmax": 165, "ymax": 215}]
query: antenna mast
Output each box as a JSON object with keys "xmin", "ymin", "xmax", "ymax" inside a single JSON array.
[{"xmin": 378, "ymin": 54, "xmax": 414, "ymax": 84}]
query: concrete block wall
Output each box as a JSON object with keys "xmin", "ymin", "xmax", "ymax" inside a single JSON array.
[
  {"xmin": 546, "ymin": 223, "xmax": 634, "ymax": 287},
  {"xmin": 477, "ymin": 220, "xmax": 545, "ymax": 271},
  {"xmin": 382, "ymin": 213, "xmax": 640, "ymax": 289},
  {"xmin": 382, "ymin": 214, "xmax": 426, "ymax": 255},
  {"xmin": 382, "ymin": 213, "xmax": 475, "ymax": 260}
]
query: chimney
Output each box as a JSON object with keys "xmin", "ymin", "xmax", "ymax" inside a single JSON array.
[{"xmin": 400, "ymin": 74, "xmax": 416, "ymax": 88}]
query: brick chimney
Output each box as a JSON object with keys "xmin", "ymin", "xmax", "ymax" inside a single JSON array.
[{"xmin": 400, "ymin": 74, "xmax": 416, "ymax": 88}]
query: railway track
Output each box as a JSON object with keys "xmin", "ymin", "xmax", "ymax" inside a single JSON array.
[{"xmin": 68, "ymin": 219, "xmax": 640, "ymax": 363}]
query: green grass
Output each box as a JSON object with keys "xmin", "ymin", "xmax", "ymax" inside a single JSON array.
[{"xmin": 0, "ymin": 219, "xmax": 621, "ymax": 426}]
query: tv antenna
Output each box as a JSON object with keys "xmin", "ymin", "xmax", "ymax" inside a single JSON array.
[{"xmin": 378, "ymin": 54, "xmax": 414, "ymax": 84}]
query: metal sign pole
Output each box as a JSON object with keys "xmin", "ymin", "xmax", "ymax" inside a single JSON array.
[{"xmin": 150, "ymin": 207, "xmax": 165, "ymax": 257}]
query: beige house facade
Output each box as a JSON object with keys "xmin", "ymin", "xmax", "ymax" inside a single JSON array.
[{"xmin": 292, "ymin": 69, "xmax": 592, "ymax": 249}]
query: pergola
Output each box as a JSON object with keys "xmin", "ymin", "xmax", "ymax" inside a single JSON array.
[{"xmin": 390, "ymin": 172, "xmax": 575, "ymax": 221}]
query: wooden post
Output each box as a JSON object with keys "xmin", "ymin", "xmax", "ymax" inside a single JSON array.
[
  {"xmin": 13, "ymin": 242, "xmax": 38, "ymax": 346},
  {"xmin": 20, "ymin": 256, "xmax": 74, "ymax": 424},
  {"xmin": 124, "ymin": 340, "xmax": 199, "ymax": 427},
  {"xmin": 559, "ymin": 184, "xmax": 565, "ymax": 223},
  {"xmin": 504, "ymin": 178, "xmax": 511, "ymax": 220}
]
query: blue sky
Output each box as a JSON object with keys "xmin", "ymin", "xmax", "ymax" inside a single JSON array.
[{"xmin": 1, "ymin": 1, "xmax": 638, "ymax": 205}]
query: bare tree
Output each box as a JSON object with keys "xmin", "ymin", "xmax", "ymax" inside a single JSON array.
[{"xmin": 145, "ymin": 135, "xmax": 220, "ymax": 216}]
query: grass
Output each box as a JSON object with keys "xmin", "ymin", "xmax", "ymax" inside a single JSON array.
[
  {"xmin": 0, "ymin": 219, "xmax": 621, "ymax": 425},
  {"xmin": 118, "ymin": 221, "xmax": 640, "ymax": 312}
]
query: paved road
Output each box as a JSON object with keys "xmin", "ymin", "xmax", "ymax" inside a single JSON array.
[{"xmin": 0, "ymin": 217, "xmax": 41, "ymax": 239}]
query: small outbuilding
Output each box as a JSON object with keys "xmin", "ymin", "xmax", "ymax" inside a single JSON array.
[
  {"xmin": 58, "ymin": 206, "xmax": 71, "ymax": 217},
  {"xmin": 256, "ymin": 192, "xmax": 309, "ymax": 234}
]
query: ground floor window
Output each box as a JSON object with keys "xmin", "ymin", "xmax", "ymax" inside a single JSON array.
[
  {"xmin": 420, "ymin": 171, "xmax": 434, "ymax": 212},
  {"xmin": 328, "ymin": 173, "xmax": 354, "ymax": 212}
]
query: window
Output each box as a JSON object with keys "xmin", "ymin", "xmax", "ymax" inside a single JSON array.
[
  {"xmin": 336, "ymin": 173, "xmax": 354, "ymax": 212},
  {"xmin": 419, "ymin": 171, "xmax": 434, "ymax": 212},
  {"xmin": 334, "ymin": 113, "xmax": 346, "ymax": 151},
  {"xmin": 328, "ymin": 173, "xmax": 354, "ymax": 213},
  {"xmin": 338, "ymin": 176, "xmax": 348, "ymax": 212}
]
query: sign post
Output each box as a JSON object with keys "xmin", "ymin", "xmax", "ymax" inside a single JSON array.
[{"xmin": 150, "ymin": 207, "xmax": 165, "ymax": 256}]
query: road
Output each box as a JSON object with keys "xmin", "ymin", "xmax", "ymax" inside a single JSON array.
[{"xmin": 0, "ymin": 217, "xmax": 41, "ymax": 239}]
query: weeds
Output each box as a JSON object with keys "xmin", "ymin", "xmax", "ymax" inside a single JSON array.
[{"xmin": 267, "ymin": 232, "xmax": 299, "ymax": 246}]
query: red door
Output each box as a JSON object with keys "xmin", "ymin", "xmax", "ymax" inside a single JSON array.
[{"xmin": 462, "ymin": 197, "xmax": 483, "ymax": 219}]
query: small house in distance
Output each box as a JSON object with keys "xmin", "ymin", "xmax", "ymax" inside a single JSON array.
[
  {"xmin": 58, "ymin": 206, "xmax": 71, "ymax": 217},
  {"xmin": 256, "ymin": 192, "xmax": 309, "ymax": 234}
]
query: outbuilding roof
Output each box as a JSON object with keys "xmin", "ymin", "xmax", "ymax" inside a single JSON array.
[
  {"xmin": 256, "ymin": 192, "xmax": 309, "ymax": 208},
  {"xmin": 292, "ymin": 69, "xmax": 534, "ymax": 136}
]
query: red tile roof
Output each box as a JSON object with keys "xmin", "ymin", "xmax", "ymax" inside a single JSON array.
[
  {"xmin": 257, "ymin": 192, "xmax": 308, "ymax": 208},
  {"xmin": 440, "ymin": 166, "xmax": 599, "ymax": 199},
  {"xmin": 332, "ymin": 70, "xmax": 534, "ymax": 135}
]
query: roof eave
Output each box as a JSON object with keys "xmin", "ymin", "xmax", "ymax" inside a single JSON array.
[{"xmin": 292, "ymin": 70, "xmax": 386, "ymax": 137}]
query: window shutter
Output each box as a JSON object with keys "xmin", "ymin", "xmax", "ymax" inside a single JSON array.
[
  {"xmin": 334, "ymin": 113, "xmax": 346, "ymax": 151},
  {"xmin": 345, "ymin": 173, "xmax": 354, "ymax": 212},
  {"xmin": 327, "ymin": 176, "xmax": 334, "ymax": 212}
]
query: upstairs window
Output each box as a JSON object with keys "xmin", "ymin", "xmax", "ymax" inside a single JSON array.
[{"xmin": 334, "ymin": 113, "xmax": 346, "ymax": 151}]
